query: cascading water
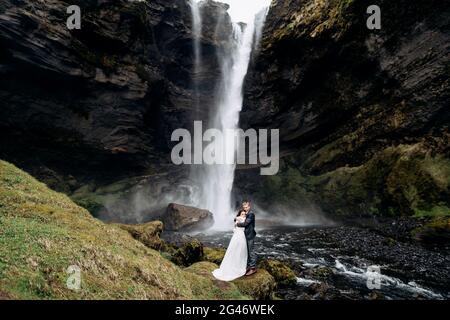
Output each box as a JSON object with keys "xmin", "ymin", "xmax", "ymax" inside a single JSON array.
[
  {"xmin": 190, "ymin": 0, "xmax": 202, "ymax": 113},
  {"xmin": 189, "ymin": 1, "xmax": 271, "ymax": 230}
]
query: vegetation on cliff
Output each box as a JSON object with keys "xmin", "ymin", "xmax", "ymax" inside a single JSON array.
[
  {"xmin": 0, "ymin": 160, "xmax": 252, "ymax": 299},
  {"xmin": 257, "ymin": 136, "xmax": 450, "ymax": 218},
  {"xmin": 243, "ymin": 0, "xmax": 449, "ymax": 220}
]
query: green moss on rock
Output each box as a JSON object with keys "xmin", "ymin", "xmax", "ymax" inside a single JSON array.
[
  {"xmin": 185, "ymin": 262, "xmax": 277, "ymax": 300},
  {"xmin": 184, "ymin": 262, "xmax": 250, "ymax": 300},
  {"xmin": 232, "ymin": 269, "xmax": 277, "ymax": 300},
  {"xmin": 171, "ymin": 239, "xmax": 204, "ymax": 267},
  {"xmin": 116, "ymin": 221, "xmax": 164, "ymax": 251},
  {"xmin": 203, "ymin": 247, "xmax": 226, "ymax": 265},
  {"xmin": 258, "ymin": 259, "xmax": 297, "ymax": 286},
  {"xmin": 311, "ymin": 266, "xmax": 334, "ymax": 280},
  {"xmin": 257, "ymin": 138, "xmax": 450, "ymax": 219},
  {"xmin": 412, "ymin": 217, "xmax": 450, "ymax": 243}
]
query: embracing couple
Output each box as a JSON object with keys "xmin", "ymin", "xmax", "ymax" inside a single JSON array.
[{"xmin": 212, "ymin": 201, "xmax": 257, "ymax": 281}]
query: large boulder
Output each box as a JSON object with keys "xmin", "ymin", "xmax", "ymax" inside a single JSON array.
[{"xmin": 162, "ymin": 203, "xmax": 214, "ymax": 232}]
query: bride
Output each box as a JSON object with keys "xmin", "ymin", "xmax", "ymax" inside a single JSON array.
[{"xmin": 212, "ymin": 210, "xmax": 248, "ymax": 281}]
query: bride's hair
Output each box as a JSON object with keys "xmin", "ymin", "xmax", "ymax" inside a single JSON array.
[{"xmin": 236, "ymin": 209, "xmax": 246, "ymax": 217}]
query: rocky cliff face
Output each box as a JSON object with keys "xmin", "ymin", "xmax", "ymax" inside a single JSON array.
[
  {"xmin": 0, "ymin": 0, "xmax": 448, "ymax": 221},
  {"xmin": 241, "ymin": 0, "xmax": 449, "ymax": 218},
  {"xmin": 0, "ymin": 0, "xmax": 229, "ymax": 189}
]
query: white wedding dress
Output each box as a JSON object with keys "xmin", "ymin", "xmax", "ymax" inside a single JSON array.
[{"xmin": 212, "ymin": 216, "xmax": 248, "ymax": 281}]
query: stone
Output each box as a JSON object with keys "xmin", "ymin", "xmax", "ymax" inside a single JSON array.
[
  {"xmin": 232, "ymin": 269, "xmax": 277, "ymax": 300},
  {"xmin": 171, "ymin": 239, "xmax": 204, "ymax": 267},
  {"xmin": 162, "ymin": 203, "xmax": 214, "ymax": 232},
  {"xmin": 258, "ymin": 259, "xmax": 297, "ymax": 286}
]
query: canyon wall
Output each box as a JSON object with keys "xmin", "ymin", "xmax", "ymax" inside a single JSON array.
[
  {"xmin": 240, "ymin": 0, "xmax": 449, "ymax": 218},
  {"xmin": 1, "ymin": 0, "xmax": 448, "ymax": 220}
]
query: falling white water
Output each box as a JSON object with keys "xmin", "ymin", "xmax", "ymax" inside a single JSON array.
[
  {"xmin": 190, "ymin": 0, "xmax": 202, "ymax": 113},
  {"xmin": 191, "ymin": 1, "xmax": 271, "ymax": 230}
]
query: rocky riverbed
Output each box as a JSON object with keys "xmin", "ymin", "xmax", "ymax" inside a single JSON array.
[{"xmin": 196, "ymin": 223, "xmax": 450, "ymax": 300}]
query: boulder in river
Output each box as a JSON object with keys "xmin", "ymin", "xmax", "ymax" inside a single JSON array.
[{"xmin": 162, "ymin": 203, "xmax": 214, "ymax": 232}]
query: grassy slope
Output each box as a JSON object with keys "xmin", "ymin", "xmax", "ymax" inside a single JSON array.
[{"xmin": 0, "ymin": 160, "xmax": 246, "ymax": 300}]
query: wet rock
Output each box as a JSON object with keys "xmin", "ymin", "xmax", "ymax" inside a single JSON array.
[
  {"xmin": 162, "ymin": 203, "xmax": 214, "ymax": 232},
  {"xmin": 0, "ymin": 0, "xmax": 231, "ymax": 190},
  {"xmin": 368, "ymin": 291, "xmax": 385, "ymax": 300},
  {"xmin": 310, "ymin": 266, "xmax": 334, "ymax": 280},
  {"xmin": 412, "ymin": 217, "xmax": 450, "ymax": 244},
  {"xmin": 240, "ymin": 0, "xmax": 450, "ymax": 219}
]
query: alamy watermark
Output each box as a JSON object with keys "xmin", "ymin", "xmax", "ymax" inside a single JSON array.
[
  {"xmin": 66, "ymin": 5, "xmax": 81, "ymax": 30},
  {"xmin": 171, "ymin": 121, "xmax": 279, "ymax": 176},
  {"xmin": 367, "ymin": 5, "xmax": 381, "ymax": 30},
  {"xmin": 366, "ymin": 265, "xmax": 382, "ymax": 290},
  {"xmin": 65, "ymin": 4, "xmax": 381, "ymax": 31},
  {"xmin": 66, "ymin": 265, "xmax": 81, "ymax": 291}
]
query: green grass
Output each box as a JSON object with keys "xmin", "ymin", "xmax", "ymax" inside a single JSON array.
[
  {"xmin": 0, "ymin": 160, "xmax": 249, "ymax": 300},
  {"xmin": 414, "ymin": 205, "xmax": 450, "ymax": 218}
]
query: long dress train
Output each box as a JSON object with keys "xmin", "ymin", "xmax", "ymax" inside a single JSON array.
[{"xmin": 212, "ymin": 216, "xmax": 248, "ymax": 281}]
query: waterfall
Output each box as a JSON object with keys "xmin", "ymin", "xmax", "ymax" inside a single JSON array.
[
  {"xmin": 190, "ymin": 1, "xmax": 270, "ymax": 230},
  {"xmin": 190, "ymin": 0, "xmax": 202, "ymax": 114}
]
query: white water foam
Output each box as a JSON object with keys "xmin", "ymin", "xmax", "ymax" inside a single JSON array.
[
  {"xmin": 190, "ymin": 1, "xmax": 271, "ymax": 229},
  {"xmin": 334, "ymin": 259, "xmax": 443, "ymax": 299}
]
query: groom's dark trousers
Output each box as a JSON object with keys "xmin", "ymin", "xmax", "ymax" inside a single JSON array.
[
  {"xmin": 246, "ymin": 238, "xmax": 257, "ymax": 269},
  {"xmin": 237, "ymin": 211, "xmax": 257, "ymax": 268}
]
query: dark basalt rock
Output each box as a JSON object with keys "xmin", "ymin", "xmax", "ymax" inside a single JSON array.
[
  {"xmin": 0, "ymin": 0, "xmax": 229, "ymax": 186},
  {"xmin": 240, "ymin": 0, "xmax": 450, "ymax": 219},
  {"xmin": 0, "ymin": 0, "xmax": 448, "ymax": 223},
  {"xmin": 162, "ymin": 203, "xmax": 214, "ymax": 232}
]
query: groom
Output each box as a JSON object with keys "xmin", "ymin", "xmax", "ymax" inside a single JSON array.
[{"xmin": 236, "ymin": 201, "xmax": 257, "ymax": 276}]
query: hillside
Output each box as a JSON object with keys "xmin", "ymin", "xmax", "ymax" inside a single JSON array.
[{"xmin": 0, "ymin": 160, "xmax": 248, "ymax": 299}]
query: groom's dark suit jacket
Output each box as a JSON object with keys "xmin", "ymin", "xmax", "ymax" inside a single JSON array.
[{"xmin": 236, "ymin": 211, "xmax": 256, "ymax": 240}]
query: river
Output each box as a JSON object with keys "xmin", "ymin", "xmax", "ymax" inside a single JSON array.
[{"xmin": 196, "ymin": 224, "xmax": 450, "ymax": 300}]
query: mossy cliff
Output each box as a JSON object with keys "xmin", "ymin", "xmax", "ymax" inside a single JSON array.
[
  {"xmin": 256, "ymin": 136, "xmax": 450, "ymax": 218},
  {"xmin": 0, "ymin": 160, "xmax": 254, "ymax": 300},
  {"xmin": 0, "ymin": 0, "xmax": 448, "ymax": 227},
  {"xmin": 241, "ymin": 0, "xmax": 449, "ymax": 219}
]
